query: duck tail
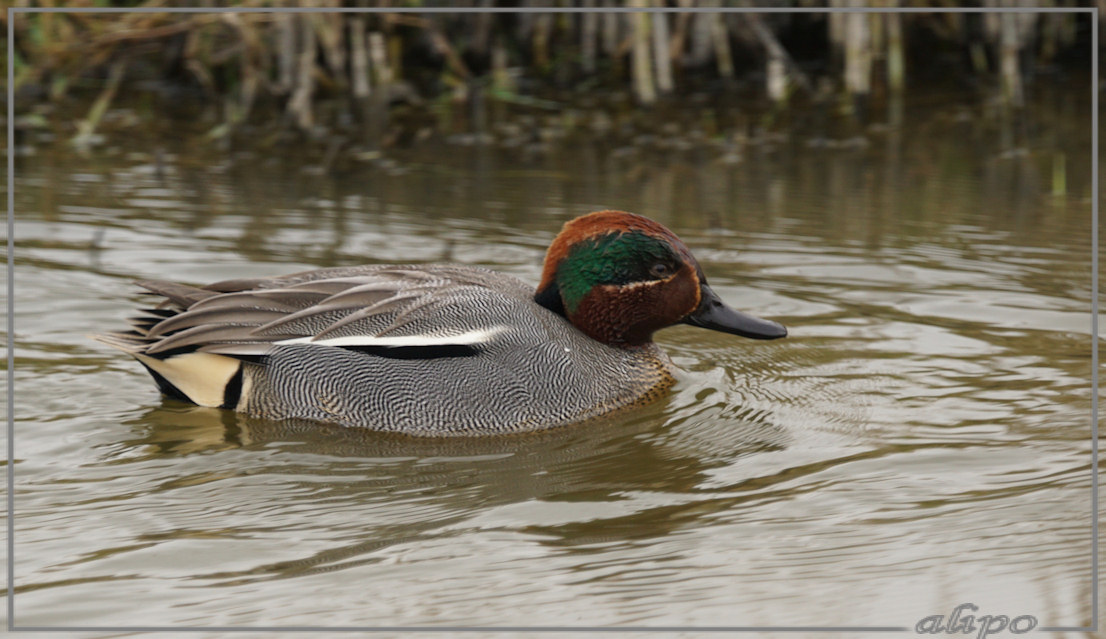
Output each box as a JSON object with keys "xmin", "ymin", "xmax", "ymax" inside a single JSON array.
[
  {"xmin": 88, "ymin": 330, "xmax": 149, "ymax": 354},
  {"xmin": 90, "ymin": 280, "xmax": 247, "ymax": 409}
]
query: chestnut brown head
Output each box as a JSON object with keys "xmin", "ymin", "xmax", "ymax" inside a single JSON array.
[{"xmin": 534, "ymin": 210, "xmax": 787, "ymax": 347}]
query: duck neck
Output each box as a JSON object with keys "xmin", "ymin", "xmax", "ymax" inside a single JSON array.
[{"xmin": 534, "ymin": 280, "xmax": 652, "ymax": 348}]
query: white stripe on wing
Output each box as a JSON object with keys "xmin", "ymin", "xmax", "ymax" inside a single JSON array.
[{"xmin": 274, "ymin": 326, "xmax": 507, "ymax": 348}]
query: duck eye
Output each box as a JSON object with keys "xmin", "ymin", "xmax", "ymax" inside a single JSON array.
[{"xmin": 650, "ymin": 262, "xmax": 673, "ymax": 279}]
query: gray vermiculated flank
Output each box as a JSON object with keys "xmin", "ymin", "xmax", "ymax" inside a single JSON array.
[{"xmin": 107, "ymin": 265, "xmax": 674, "ymax": 435}]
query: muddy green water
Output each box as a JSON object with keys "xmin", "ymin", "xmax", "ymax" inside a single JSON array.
[{"xmin": 8, "ymin": 86, "xmax": 1097, "ymax": 631}]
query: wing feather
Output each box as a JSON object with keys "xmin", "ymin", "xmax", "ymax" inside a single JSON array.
[
  {"xmin": 96, "ymin": 265, "xmax": 533, "ymax": 363},
  {"xmin": 146, "ymin": 306, "xmax": 290, "ymax": 338},
  {"xmin": 135, "ymin": 280, "xmax": 220, "ymax": 307},
  {"xmin": 145, "ymin": 323, "xmax": 284, "ymax": 355},
  {"xmin": 307, "ymin": 290, "xmax": 430, "ymax": 341}
]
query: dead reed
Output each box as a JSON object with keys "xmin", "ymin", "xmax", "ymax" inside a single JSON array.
[{"xmin": 5, "ymin": 2, "xmax": 1089, "ymax": 147}]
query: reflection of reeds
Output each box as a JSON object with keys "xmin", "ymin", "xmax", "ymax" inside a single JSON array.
[{"xmin": 7, "ymin": 2, "xmax": 1090, "ymax": 143}]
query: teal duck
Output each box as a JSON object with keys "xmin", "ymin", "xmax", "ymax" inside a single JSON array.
[{"xmin": 94, "ymin": 210, "xmax": 786, "ymax": 435}]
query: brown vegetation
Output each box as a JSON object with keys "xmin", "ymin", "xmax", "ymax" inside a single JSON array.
[{"xmin": 5, "ymin": 3, "xmax": 1091, "ymax": 151}]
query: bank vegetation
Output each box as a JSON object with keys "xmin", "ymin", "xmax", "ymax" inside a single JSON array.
[{"xmin": 6, "ymin": 2, "xmax": 1092, "ymax": 152}]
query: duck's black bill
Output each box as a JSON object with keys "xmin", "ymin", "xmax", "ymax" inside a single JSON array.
[{"xmin": 683, "ymin": 284, "xmax": 787, "ymax": 340}]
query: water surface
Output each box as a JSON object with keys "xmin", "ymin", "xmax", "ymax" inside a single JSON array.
[{"xmin": 7, "ymin": 85, "xmax": 1097, "ymax": 631}]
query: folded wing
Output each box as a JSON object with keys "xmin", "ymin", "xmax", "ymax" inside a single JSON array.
[{"xmin": 92, "ymin": 265, "xmax": 533, "ymax": 407}]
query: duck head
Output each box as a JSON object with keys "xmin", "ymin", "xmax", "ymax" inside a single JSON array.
[{"xmin": 534, "ymin": 210, "xmax": 788, "ymax": 347}]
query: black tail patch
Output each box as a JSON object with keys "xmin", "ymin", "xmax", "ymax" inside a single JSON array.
[
  {"xmin": 222, "ymin": 365, "xmax": 244, "ymax": 409},
  {"xmin": 138, "ymin": 361, "xmax": 192, "ymax": 404}
]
